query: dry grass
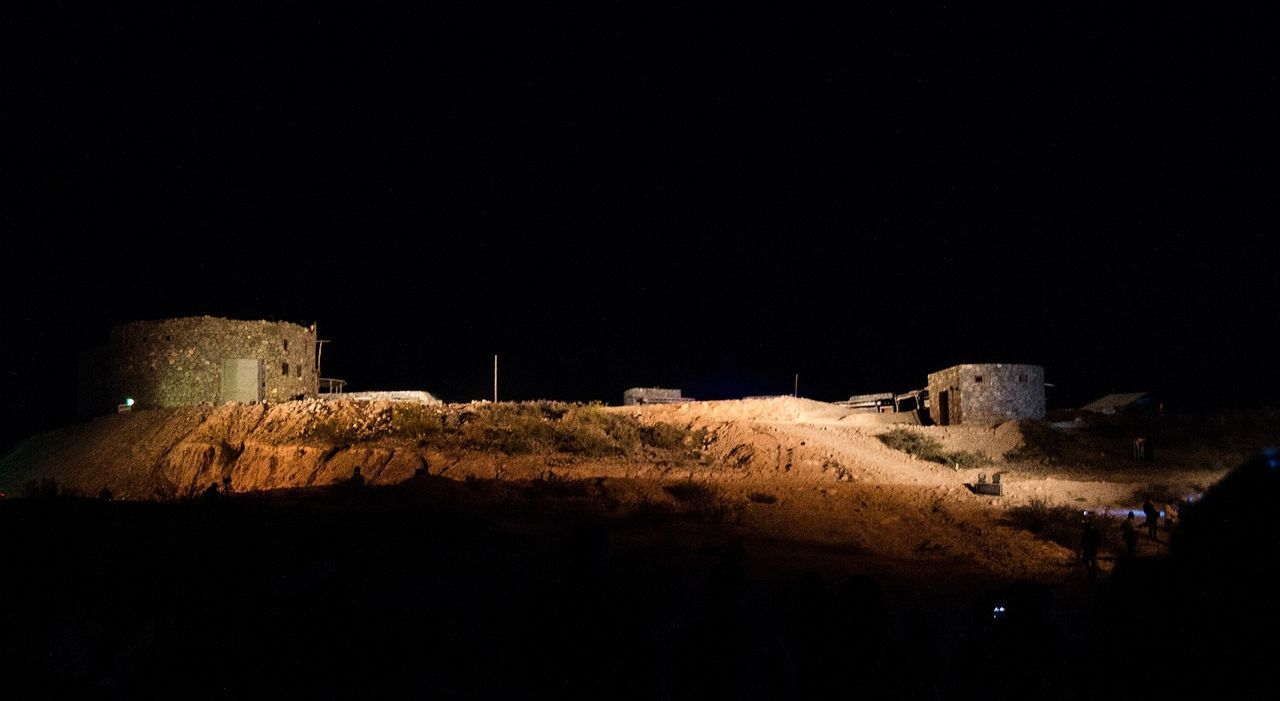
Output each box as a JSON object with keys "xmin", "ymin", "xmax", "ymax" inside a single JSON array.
[
  {"xmin": 877, "ymin": 428, "xmax": 991, "ymax": 469},
  {"xmin": 307, "ymin": 401, "xmax": 704, "ymax": 459}
]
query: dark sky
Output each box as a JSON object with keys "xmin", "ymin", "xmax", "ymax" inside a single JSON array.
[{"xmin": 4, "ymin": 4, "xmax": 1276, "ymax": 447}]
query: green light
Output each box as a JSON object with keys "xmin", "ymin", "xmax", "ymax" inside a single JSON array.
[{"xmin": 125, "ymin": 397, "xmax": 135, "ymax": 407}]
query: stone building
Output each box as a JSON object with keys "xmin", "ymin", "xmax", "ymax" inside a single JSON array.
[
  {"xmin": 926, "ymin": 363, "xmax": 1044, "ymax": 425},
  {"xmin": 78, "ymin": 317, "xmax": 320, "ymax": 416},
  {"xmin": 623, "ymin": 387, "xmax": 689, "ymax": 405}
]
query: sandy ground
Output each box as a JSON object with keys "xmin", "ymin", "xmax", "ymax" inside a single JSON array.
[
  {"xmin": 0, "ymin": 396, "xmax": 1227, "ymax": 586},
  {"xmin": 620, "ymin": 398, "xmax": 1218, "ymax": 580}
]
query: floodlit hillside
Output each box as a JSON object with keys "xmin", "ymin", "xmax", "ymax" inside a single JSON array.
[{"xmin": 0, "ymin": 397, "xmax": 1244, "ymax": 581}]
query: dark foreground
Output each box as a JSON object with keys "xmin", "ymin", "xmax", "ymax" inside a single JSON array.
[{"xmin": 2, "ymin": 466, "xmax": 1276, "ymax": 700}]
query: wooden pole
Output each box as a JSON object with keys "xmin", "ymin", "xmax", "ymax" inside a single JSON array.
[
  {"xmin": 493, "ymin": 354, "xmax": 498, "ymax": 403},
  {"xmin": 794, "ymin": 373, "xmax": 798, "ymax": 398}
]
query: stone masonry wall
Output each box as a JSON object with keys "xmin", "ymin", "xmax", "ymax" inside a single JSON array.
[
  {"xmin": 103, "ymin": 317, "xmax": 319, "ymax": 410},
  {"xmin": 926, "ymin": 363, "xmax": 1044, "ymax": 425},
  {"xmin": 623, "ymin": 387, "xmax": 684, "ymax": 405}
]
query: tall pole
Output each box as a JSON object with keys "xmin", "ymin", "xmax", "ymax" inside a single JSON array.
[
  {"xmin": 794, "ymin": 373, "xmax": 798, "ymax": 398},
  {"xmin": 493, "ymin": 354, "xmax": 498, "ymax": 403}
]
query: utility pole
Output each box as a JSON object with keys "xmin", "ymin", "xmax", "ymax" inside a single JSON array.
[
  {"xmin": 315, "ymin": 319, "xmax": 330, "ymax": 394},
  {"xmin": 493, "ymin": 353, "xmax": 498, "ymax": 403},
  {"xmin": 794, "ymin": 373, "xmax": 799, "ymax": 398}
]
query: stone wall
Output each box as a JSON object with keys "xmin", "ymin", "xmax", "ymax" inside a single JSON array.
[
  {"xmin": 926, "ymin": 363, "xmax": 1044, "ymax": 425},
  {"xmin": 623, "ymin": 387, "xmax": 685, "ymax": 405},
  {"xmin": 83, "ymin": 317, "xmax": 319, "ymax": 414}
]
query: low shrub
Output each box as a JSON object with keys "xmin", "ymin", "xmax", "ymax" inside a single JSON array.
[
  {"xmin": 877, "ymin": 429, "xmax": 943, "ymax": 457},
  {"xmin": 640, "ymin": 423, "xmax": 689, "ymax": 450},
  {"xmin": 877, "ymin": 428, "xmax": 992, "ymax": 468},
  {"xmin": 305, "ymin": 417, "xmax": 362, "ymax": 447},
  {"xmin": 547, "ymin": 406, "xmax": 623, "ymax": 456},
  {"xmin": 948, "ymin": 450, "xmax": 991, "ymax": 469},
  {"xmin": 388, "ymin": 404, "xmax": 445, "ymax": 441}
]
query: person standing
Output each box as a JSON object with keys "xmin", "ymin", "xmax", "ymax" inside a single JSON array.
[
  {"xmin": 1143, "ymin": 497, "xmax": 1159, "ymax": 540},
  {"xmin": 1081, "ymin": 518, "xmax": 1102, "ymax": 580},
  {"xmin": 1121, "ymin": 512, "xmax": 1139, "ymax": 558}
]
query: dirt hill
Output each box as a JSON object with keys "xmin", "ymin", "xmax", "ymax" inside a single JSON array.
[{"xmin": 0, "ymin": 397, "xmax": 1236, "ymax": 583}]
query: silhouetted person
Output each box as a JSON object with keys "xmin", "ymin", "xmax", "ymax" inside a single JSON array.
[
  {"xmin": 1081, "ymin": 518, "xmax": 1101, "ymax": 579},
  {"xmin": 202, "ymin": 481, "xmax": 221, "ymax": 503},
  {"xmin": 221, "ymin": 474, "xmax": 233, "ymax": 495},
  {"xmin": 1143, "ymin": 497, "xmax": 1159, "ymax": 539},
  {"xmin": 1122, "ymin": 512, "xmax": 1138, "ymax": 558},
  {"xmin": 348, "ymin": 466, "xmax": 365, "ymax": 488}
]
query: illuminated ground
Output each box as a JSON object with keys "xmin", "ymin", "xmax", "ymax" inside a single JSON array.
[
  {"xmin": 1, "ymin": 400, "xmax": 1273, "ymax": 697},
  {"xmin": 0, "ymin": 396, "xmax": 1232, "ymax": 583}
]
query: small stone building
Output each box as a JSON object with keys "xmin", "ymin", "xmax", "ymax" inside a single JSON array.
[
  {"xmin": 623, "ymin": 387, "xmax": 689, "ymax": 405},
  {"xmin": 926, "ymin": 363, "xmax": 1044, "ymax": 425},
  {"xmin": 78, "ymin": 317, "xmax": 320, "ymax": 416}
]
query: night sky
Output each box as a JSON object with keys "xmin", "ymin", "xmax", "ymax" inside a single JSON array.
[{"xmin": 4, "ymin": 5, "xmax": 1276, "ymax": 449}]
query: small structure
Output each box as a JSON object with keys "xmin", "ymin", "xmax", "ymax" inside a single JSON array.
[
  {"xmin": 893, "ymin": 388, "xmax": 929, "ymax": 413},
  {"xmin": 319, "ymin": 378, "xmax": 348, "ymax": 395},
  {"xmin": 623, "ymin": 387, "xmax": 689, "ymax": 405},
  {"xmin": 78, "ymin": 316, "xmax": 322, "ymax": 416},
  {"xmin": 926, "ymin": 363, "xmax": 1045, "ymax": 426},
  {"xmin": 837, "ymin": 393, "xmax": 895, "ymax": 412},
  {"xmin": 1080, "ymin": 392, "xmax": 1155, "ymax": 415},
  {"xmin": 972, "ymin": 472, "xmax": 1003, "ymax": 496}
]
